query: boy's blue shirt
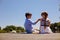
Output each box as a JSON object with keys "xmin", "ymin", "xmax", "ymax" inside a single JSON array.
[{"xmin": 24, "ymin": 18, "xmax": 36, "ymax": 31}]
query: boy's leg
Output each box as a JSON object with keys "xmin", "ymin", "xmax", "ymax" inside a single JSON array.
[{"xmin": 26, "ymin": 30, "xmax": 32, "ymax": 34}]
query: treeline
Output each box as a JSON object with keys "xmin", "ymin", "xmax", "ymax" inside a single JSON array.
[
  {"xmin": 0, "ymin": 22, "xmax": 60, "ymax": 33},
  {"xmin": 50, "ymin": 22, "xmax": 60, "ymax": 33},
  {"xmin": 0, "ymin": 25, "xmax": 25, "ymax": 33}
]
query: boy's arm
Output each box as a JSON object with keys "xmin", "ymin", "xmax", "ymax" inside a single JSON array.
[
  {"xmin": 29, "ymin": 19, "xmax": 40, "ymax": 25},
  {"xmin": 34, "ymin": 19, "xmax": 41, "ymax": 24}
]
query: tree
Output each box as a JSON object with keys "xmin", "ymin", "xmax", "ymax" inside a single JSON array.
[
  {"xmin": 50, "ymin": 23, "xmax": 55, "ymax": 33},
  {"xmin": 0, "ymin": 27, "xmax": 1, "ymax": 30},
  {"xmin": 3, "ymin": 25, "xmax": 25, "ymax": 33},
  {"xmin": 57, "ymin": 22, "xmax": 60, "ymax": 32},
  {"xmin": 16, "ymin": 27, "xmax": 25, "ymax": 33},
  {"xmin": 50, "ymin": 22, "xmax": 60, "ymax": 33},
  {"xmin": 3, "ymin": 25, "xmax": 16, "ymax": 32}
]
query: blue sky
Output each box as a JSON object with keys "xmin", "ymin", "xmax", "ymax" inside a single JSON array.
[{"xmin": 0, "ymin": 0, "xmax": 60, "ymax": 29}]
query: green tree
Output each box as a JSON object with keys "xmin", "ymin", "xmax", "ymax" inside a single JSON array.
[
  {"xmin": 50, "ymin": 22, "xmax": 60, "ymax": 33},
  {"xmin": 16, "ymin": 27, "xmax": 25, "ymax": 33},
  {"xmin": 57, "ymin": 22, "xmax": 60, "ymax": 32},
  {"xmin": 3, "ymin": 25, "xmax": 16, "ymax": 32},
  {"xmin": 0, "ymin": 27, "xmax": 1, "ymax": 30},
  {"xmin": 54, "ymin": 23, "xmax": 58, "ymax": 27},
  {"xmin": 3, "ymin": 25, "xmax": 25, "ymax": 33},
  {"xmin": 50, "ymin": 23, "xmax": 55, "ymax": 33}
]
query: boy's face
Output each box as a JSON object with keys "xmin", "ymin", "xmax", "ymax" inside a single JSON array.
[{"xmin": 27, "ymin": 15, "xmax": 32, "ymax": 19}]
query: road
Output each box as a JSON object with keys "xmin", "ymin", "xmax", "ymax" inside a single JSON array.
[{"xmin": 0, "ymin": 33, "xmax": 60, "ymax": 40}]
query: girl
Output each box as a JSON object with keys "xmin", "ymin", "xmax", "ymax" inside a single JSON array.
[{"xmin": 39, "ymin": 12, "xmax": 52, "ymax": 34}]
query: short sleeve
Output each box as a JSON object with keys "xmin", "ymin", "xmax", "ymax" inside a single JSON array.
[{"xmin": 47, "ymin": 18, "xmax": 51, "ymax": 22}]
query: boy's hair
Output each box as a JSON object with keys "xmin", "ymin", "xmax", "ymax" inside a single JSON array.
[
  {"xmin": 25, "ymin": 12, "xmax": 32, "ymax": 18},
  {"xmin": 41, "ymin": 12, "xmax": 48, "ymax": 17}
]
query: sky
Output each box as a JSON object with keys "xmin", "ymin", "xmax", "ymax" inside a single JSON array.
[{"xmin": 0, "ymin": 0, "xmax": 60, "ymax": 29}]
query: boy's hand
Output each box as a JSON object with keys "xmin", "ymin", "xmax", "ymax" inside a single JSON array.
[
  {"xmin": 35, "ymin": 19, "xmax": 40, "ymax": 24},
  {"xmin": 38, "ymin": 19, "xmax": 41, "ymax": 21},
  {"xmin": 37, "ymin": 19, "xmax": 40, "ymax": 22}
]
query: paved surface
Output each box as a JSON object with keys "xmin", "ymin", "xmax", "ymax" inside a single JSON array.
[{"xmin": 0, "ymin": 33, "xmax": 60, "ymax": 40}]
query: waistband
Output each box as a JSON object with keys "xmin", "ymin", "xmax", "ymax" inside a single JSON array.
[{"xmin": 41, "ymin": 25, "xmax": 49, "ymax": 26}]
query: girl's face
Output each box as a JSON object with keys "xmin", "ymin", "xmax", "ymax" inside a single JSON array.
[
  {"xmin": 42, "ymin": 15, "xmax": 45, "ymax": 18},
  {"xmin": 42, "ymin": 15, "xmax": 48, "ymax": 19}
]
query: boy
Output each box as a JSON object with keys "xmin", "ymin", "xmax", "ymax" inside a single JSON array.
[
  {"xmin": 40, "ymin": 12, "xmax": 52, "ymax": 34},
  {"xmin": 24, "ymin": 12, "xmax": 39, "ymax": 34}
]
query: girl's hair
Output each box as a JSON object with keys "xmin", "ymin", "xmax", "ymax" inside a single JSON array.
[
  {"xmin": 41, "ymin": 12, "xmax": 48, "ymax": 19},
  {"xmin": 41, "ymin": 12, "xmax": 48, "ymax": 16}
]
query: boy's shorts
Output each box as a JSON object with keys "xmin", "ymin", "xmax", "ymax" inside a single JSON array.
[{"xmin": 26, "ymin": 30, "xmax": 32, "ymax": 34}]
